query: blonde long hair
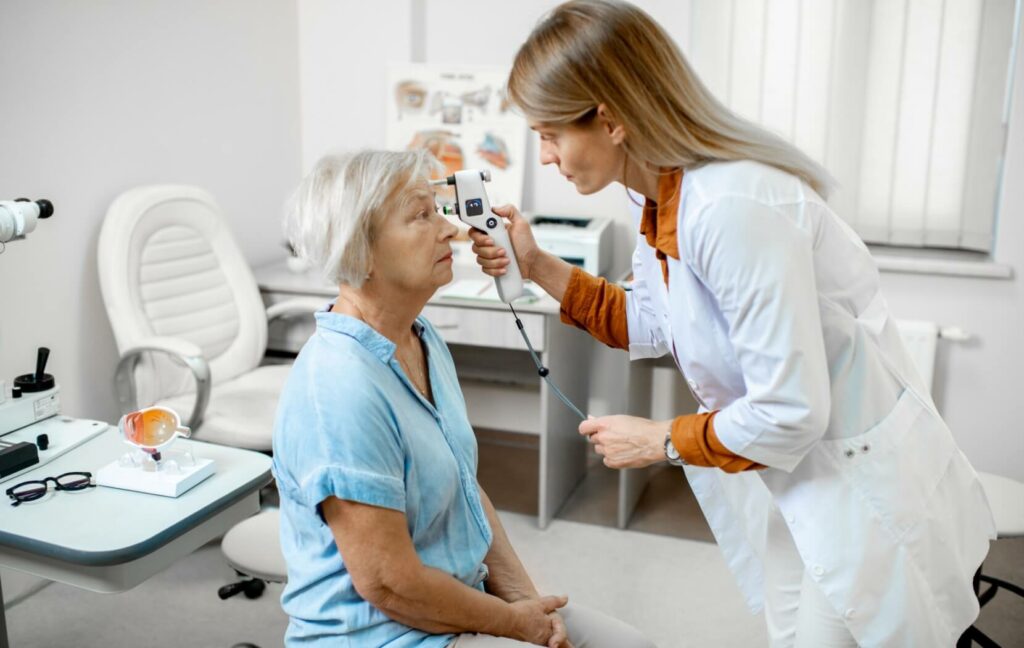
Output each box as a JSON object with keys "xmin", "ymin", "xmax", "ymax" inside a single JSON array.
[{"xmin": 508, "ymin": 0, "xmax": 835, "ymax": 198}]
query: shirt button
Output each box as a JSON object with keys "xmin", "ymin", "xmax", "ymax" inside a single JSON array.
[
  {"xmin": 844, "ymin": 608, "xmax": 856, "ymax": 619},
  {"xmin": 844, "ymin": 449, "xmax": 856, "ymax": 459},
  {"xmin": 813, "ymin": 565, "xmax": 825, "ymax": 577},
  {"xmin": 687, "ymin": 378, "xmax": 697, "ymax": 389}
]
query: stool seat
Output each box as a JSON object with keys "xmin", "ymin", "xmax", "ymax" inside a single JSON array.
[
  {"xmin": 978, "ymin": 471, "xmax": 1024, "ymax": 538},
  {"xmin": 222, "ymin": 509, "xmax": 287, "ymax": 583}
]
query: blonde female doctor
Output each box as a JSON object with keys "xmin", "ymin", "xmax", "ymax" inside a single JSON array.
[{"xmin": 470, "ymin": 1, "xmax": 996, "ymax": 646}]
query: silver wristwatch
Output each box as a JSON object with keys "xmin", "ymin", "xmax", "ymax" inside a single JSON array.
[{"xmin": 665, "ymin": 433, "xmax": 686, "ymax": 466}]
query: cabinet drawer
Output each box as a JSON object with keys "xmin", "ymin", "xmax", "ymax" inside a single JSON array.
[{"xmin": 422, "ymin": 304, "xmax": 545, "ymax": 352}]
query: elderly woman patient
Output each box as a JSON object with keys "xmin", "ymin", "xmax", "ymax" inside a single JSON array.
[{"xmin": 272, "ymin": 150, "xmax": 652, "ymax": 648}]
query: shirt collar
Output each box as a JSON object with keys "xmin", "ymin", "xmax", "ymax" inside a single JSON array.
[
  {"xmin": 313, "ymin": 303, "xmax": 425, "ymax": 364},
  {"xmin": 639, "ymin": 168, "xmax": 684, "ymax": 260}
]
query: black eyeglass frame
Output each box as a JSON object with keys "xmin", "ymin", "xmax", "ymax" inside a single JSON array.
[{"xmin": 5, "ymin": 471, "xmax": 95, "ymax": 506}]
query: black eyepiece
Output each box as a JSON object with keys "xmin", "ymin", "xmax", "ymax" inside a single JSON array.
[{"xmin": 36, "ymin": 199, "xmax": 53, "ymax": 219}]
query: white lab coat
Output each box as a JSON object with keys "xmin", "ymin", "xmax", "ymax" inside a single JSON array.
[{"xmin": 625, "ymin": 160, "xmax": 996, "ymax": 647}]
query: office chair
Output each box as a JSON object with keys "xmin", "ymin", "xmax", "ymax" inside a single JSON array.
[
  {"xmin": 219, "ymin": 508, "xmax": 286, "ymax": 601},
  {"xmin": 895, "ymin": 320, "xmax": 1024, "ymax": 648},
  {"xmin": 97, "ymin": 185, "xmax": 321, "ymax": 450}
]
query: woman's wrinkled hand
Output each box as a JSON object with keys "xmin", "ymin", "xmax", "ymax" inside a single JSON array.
[
  {"xmin": 579, "ymin": 415, "xmax": 669, "ymax": 469},
  {"xmin": 548, "ymin": 611, "xmax": 575, "ymax": 648},
  {"xmin": 468, "ymin": 204, "xmax": 541, "ymax": 281},
  {"xmin": 509, "ymin": 595, "xmax": 569, "ymax": 646}
]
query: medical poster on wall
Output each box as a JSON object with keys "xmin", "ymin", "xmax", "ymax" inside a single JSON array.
[{"xmin": 385, "ymin": 63, "xmax": 527, "ymax": 210}]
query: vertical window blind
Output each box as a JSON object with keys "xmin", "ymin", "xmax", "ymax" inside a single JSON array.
[{"xmin": 688, "ymin": 0, "xmax": 1018, "ymax": 252}]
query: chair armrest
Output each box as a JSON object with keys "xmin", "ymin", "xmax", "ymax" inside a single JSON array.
[
  {"xmin": 114, "ymin": 336, "xmax": 211, "ymax": 431},
  {"xmin": 266, "ymin": 298, "xmax": 325, "ymax": 322}
]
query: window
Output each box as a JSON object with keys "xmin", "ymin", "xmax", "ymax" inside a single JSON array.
[{"xmin": 688, "ymin": 0, "xmax": 1019, "ymax": 252}]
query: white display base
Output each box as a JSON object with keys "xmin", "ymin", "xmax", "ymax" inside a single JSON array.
[{"xmin": 96, "ymin": 453, "xmax": 216, "ymax": 498}]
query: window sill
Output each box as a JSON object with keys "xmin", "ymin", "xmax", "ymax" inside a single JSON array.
[{"xmin": 869, "ymin": 246, "xmax": 1014, "ymax": 280}]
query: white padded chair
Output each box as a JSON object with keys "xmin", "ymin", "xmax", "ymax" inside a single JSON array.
[{"xmin": 98, "ymin": 185, "xmax": 321, "ymax": 450}]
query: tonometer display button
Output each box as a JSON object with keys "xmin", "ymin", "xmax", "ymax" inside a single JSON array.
[{"xmin": 466, "ymin": 198, "xmax": 484, "ymax": 217}]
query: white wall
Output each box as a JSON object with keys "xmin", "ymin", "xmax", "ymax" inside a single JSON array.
[
  {"xmin": 0, "ymin": 0, "xmax": 302, "ymax": 424},
  {"xmin": 300, "ymin": 0, "xmax": 1024, "ymax": 479}
]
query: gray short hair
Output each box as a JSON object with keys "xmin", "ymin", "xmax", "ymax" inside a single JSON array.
[{"xmin": 285, "ymin": 149, "xmax": 439, "ymax": 287}]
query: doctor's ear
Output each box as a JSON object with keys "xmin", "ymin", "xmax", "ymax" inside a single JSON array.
[{"xmin": 595, "ymin": 104, "xmax": 626, "ymax": 145}]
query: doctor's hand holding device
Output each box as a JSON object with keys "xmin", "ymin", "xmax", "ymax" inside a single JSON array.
[
  {"xmin": 434, "ymin": 170, "xmax": 585, "ymax": 421},
  {"xmin": 431, "ymin": 170, "xmax": 523, "ymax": 302}
]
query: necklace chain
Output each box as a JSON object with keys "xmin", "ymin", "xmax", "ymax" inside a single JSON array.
[{"xmin": 397, "ymin": 347, "xmax": 429, "ymax": 399}]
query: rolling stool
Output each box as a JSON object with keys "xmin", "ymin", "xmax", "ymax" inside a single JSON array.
[
  {"xmin": 219, "ymin": 509, "xmax": 286, "ymax": 601},
  {"xmin": 957, "ymin": 472, "xmax": 1024, "ymax": 648}
]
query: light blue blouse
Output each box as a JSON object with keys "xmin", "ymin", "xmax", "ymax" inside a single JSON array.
[{"xmin": 271, "ymin": 308, "xmax": 493, "ymax": 647}]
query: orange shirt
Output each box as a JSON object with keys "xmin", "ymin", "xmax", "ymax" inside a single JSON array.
[{"xmin": 559, "ymin": 170, "xmax": 761, "ymax": 473}]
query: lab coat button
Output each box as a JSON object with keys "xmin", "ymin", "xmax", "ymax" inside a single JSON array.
[
  {"xmin": 844, "ymin": 449, "xmax": 856, "ymax": 459},
  {"xmin": 687, "ymin": 378, "xmax": 697, "ymax": 389},
  {"xmin": 786, "ymin": 514, "xmax": 796, "ymax": 524},
  {"xmin": 844, "ymin": 608, "xmax": 856, "ymax": 619},
  {"xmin": 861, "ymin": 444, "xmax": 871, "ymax": 453},
  {"xmin": 813, "ymin": 565, "xmax": 825, "ymax": 577}
]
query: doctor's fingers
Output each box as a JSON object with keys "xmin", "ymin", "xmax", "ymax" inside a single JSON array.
[
  {"xmin": 470, "ymin": 238, "xmax": 508, "ymax": 261},
  {"xmin": 578, "ymin": 417, "xmax": 605, "ymax": 437},
  {"xmin": 491, "ymin": 203, "xmax": 523, "ymax": 222}
]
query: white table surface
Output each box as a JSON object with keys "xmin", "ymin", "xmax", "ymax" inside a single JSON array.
[{"xmin": 0, "ymin": 426, "xmax": 272, "ymax": 566}]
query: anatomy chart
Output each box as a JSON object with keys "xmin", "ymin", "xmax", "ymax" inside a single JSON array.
[{"xmin": 386, "ymin": 63, "xmax": 527, "ymax": 207}]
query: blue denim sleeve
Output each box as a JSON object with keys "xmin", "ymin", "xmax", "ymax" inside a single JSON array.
[{"xmin": 283, "ymin": 378, "xmax": 407, "ymax": 514}]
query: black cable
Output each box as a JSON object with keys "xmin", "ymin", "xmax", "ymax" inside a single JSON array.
[{"xmin": 508, "ymin": 303, "xmax": 586, "ymax": 421}]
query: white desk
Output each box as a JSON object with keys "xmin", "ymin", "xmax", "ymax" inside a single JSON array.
[
  {"xmin": 0, "ymin": 426, "xmax": 272, "ymax": 647},
  {"xmin": 256, "ymin": 260, "xmax": 594, "ymax": 529}
]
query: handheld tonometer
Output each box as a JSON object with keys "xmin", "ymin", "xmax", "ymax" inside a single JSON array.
[
  {"xmin": 432, "ymin": 170, "xmax": 585, "ymax": 421},
  {"xmin": 431, "ymin": 170, "xmax": 524, "ymax": 303}
]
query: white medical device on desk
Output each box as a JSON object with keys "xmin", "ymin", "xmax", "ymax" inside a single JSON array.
[
  {"xmin": 1, "ymin": 201, "xmax": 109, "ymax": 486},
  {"xmin": 0, "ymin": 347, "xmax": 108, "ymax": 484},
  {"xmin": 0, "ymin": 197, "xmax": 53, "ymax": 245},
  {"xmin": 529, "ymin": 214, "xmax": 613, "ymax": 277}
]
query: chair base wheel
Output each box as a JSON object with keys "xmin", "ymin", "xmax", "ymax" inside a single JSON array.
[{"xmin": 218, "ymin": 577, "xmax": 267, "ymax": 600}]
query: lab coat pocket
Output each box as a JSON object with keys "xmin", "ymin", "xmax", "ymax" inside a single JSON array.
[{"xmin": 820, "ymin": 389, "xmax": 956, "ymax": 541}]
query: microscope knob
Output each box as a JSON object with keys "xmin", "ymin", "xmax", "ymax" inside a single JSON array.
[
  {"xmin": 13, "ymin": 346, "xmax": 55, "ymax": 393},
  {"xmin": 12, "ymin": 386, "xmax": 22, "ymax": 399}
]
